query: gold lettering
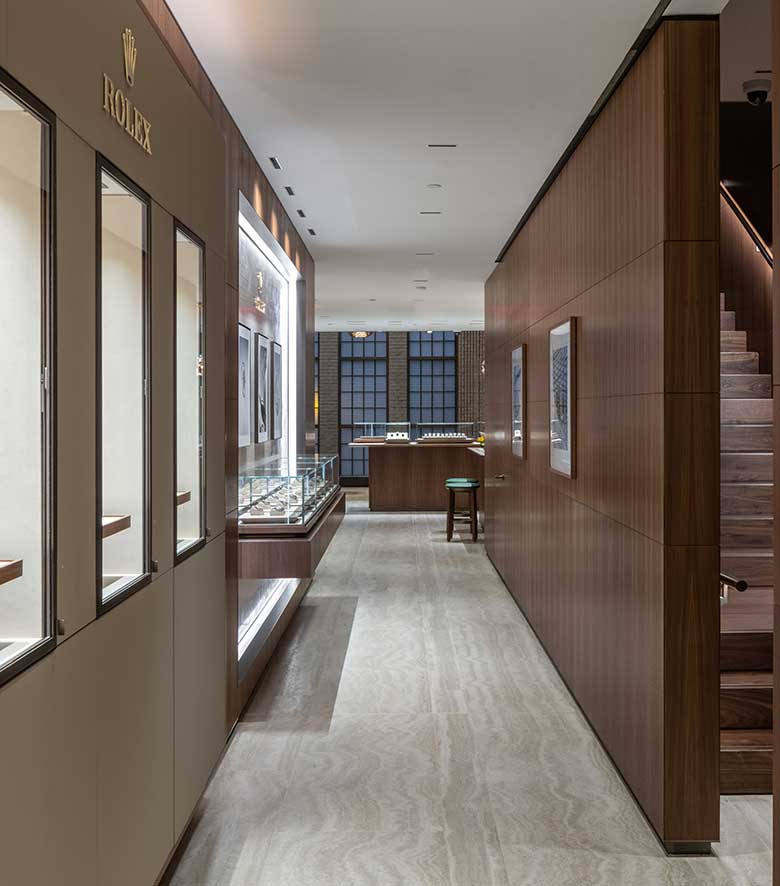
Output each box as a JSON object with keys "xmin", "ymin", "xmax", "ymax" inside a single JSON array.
[
  {"xmin": 103, "ymin": 74, "xmax": 115, "ymax": 118},
  {"xmin": 142, "ymin": 118, "xmax": 152, "ymax": 155},
  {"xmin": 113, "ymin": 89, "xmax": 126, "ymax": 127},
  {"xmin": 133, "ymin": 108, "xmax": 144, "ymax": 145},
  {"xmin": 124, "ymin": 97, "xmax": 135, "ymax": 136}
]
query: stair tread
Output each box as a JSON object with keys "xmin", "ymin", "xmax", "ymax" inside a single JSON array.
[
  {"xmin": 721, "ymin": 610, "xmax": 773, "ymax": 634},
  {"xmin": 721, "ymin": 671, "xmax": 773, "ymax": 688},
  {"xmin": 721, "ymin": 548, "xmax": 774, "ymax": 558},
  {"xmin": 720, "ymin": 730, "xmax": 773, "ymax": 752}
]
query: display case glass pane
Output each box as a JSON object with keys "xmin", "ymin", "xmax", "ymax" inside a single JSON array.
[
  {"xmin": 175, "ymin": 227, "xmax": 205, "ymax": 557},
  {"xmin": 99, "ymin": 167, "xmax": 150, "ymax": 605},
  {"xmin": 0, "ymin": 79, "xmax": 53, "ymax": 675}
]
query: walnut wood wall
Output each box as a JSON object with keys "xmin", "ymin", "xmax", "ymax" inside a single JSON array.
[
  {"xmin": 137, "ymin": 0, "xmax": 316, "ymax": 727},
  {"xmin": 772, "ymin": 3, "xmax": 780, "ymax": 882},
  {"xmin": 484, "ymin": 20, "xmax": 719, "ymax": 847}
]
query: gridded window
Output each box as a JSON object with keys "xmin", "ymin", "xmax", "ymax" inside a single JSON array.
[
  {"xmin": 340, "ymin": 333, "xmax": 387, "ymax": 478},
  {"xmin": 408, "ymin": 331, "xmax": 457, "ymax": 424}
]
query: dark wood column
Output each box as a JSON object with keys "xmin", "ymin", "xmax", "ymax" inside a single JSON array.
[{"xmin": 772, "ymin": 2, "xmax": 780, "ymax": 882}]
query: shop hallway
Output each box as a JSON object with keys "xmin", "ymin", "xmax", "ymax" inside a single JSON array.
[{"xmin": 164, "ymin": 493, "xmax": 771, "ymax": 886}]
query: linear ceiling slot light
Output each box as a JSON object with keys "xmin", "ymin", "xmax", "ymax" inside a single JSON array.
[
  {"xmin": 426, "ymin": 183, "xmax": 442, "ymax": 189},
  {"xmin": 427, "ymin": 144, "xmax": 457, "ymax": 148},
  {"xmin": 419, "ymin": 211, "xmax": 441, "ymax": 215},
  {"xmin": 416, "ymin": 252, "xmax": 434, "ymax": 256},
  {"xmin": 413, "ymin": 279, "xmax": 428, "ymax": 283},
  {"xmin": 269, "ymin": 157, "xmax": 282, "ymax": 170},
  {"xmin": 285, "ymin": 186, "xmax": 295, "ymax": 196},
  {"xmin": 416, "ymin": 286, "xmax": 427, "ymax": 290},
  {"xmin": 297, "ymin": 209, "xmax": 306, "ymax": 218},
  {"xmin": 307, "ymin": 228, "xmax": 316, "ymax": 236}
]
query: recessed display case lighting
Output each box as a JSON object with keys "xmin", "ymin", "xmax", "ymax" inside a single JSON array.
[
  {"xmin": 285, "ymin": 186, "xmax": 295, "ymax": 196},
  {"xmin": 297, "ymin": 209, "xmax": 306, "ymax": 218},
  {"xmin": 269, "ymin": 156, "xmax": 282, "ymax": 170}
]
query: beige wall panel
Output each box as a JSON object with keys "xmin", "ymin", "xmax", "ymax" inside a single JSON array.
[
  {"xmin": 152, "ymin": 202, "xmax": 175, "ymax": 574},
  {"xmin": 173, "ymin": 534, "xmax": 227, "ymax": 837},
  {"xmin": 0, "ymin": 655, "xmax": 54, "ymax": 884},
  {"xmin": 5, "ymin": 0, "xmax": 226, "ymax": 256},
  {"xmin": 206, "ymin": 248, "xmax": 227, "ymax": 537},
  {"xmin": 56, "ymin": 122, "xmax": 97, "ymax": 638},
  {"xmin": 96, "ymin": 574, "xmax": 174, "ymax": 886},
  {"xmin": 49, "ymin": 626, "xmax": 100, "ymax": 886}
]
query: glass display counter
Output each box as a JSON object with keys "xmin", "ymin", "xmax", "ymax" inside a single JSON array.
[
  {"xmin": 412, "ymin": 422, "xmax": 479, "ymax": 443},
  {"xmin": 238, "ymin": 454, "xmax": 340, "ymax": 534},
  {"xmin": 352, "ymin": 422, "xmax": 411, "ymax": 443}
]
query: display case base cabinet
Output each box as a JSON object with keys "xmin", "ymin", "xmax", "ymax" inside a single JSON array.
[
  {"xmin": 368, "ymin": 446, "xmax": 485, "ymax": 511},
  {"xmin": 239, "ymin": 490, "xmax": 346, "ymax": 579}
]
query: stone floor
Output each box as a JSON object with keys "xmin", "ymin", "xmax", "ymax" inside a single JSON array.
[{"xmin": 164, "ymin": 491, "xmax": 772, "ymax": 885}]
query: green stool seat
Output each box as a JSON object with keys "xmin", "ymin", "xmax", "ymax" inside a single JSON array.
[{"xmin": 445, "ymin": 478, "xmax": 480, "ymax": 542}]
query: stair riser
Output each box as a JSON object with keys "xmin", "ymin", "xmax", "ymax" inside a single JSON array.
[
  {"xmin": 721, "ymin": 454, "xmax": 773, "ymax": 484},
  {"xmin": 720, "ymin": 554, "xmax": 774, "ymax": 587},
  {"xmin": 720, "ymin": 751, "xmax": 772, "ymax": 794},
  {"xmin": 721, "ymin": 352, "xmax": 760, "ymax": 374},
  {"xmin": 721, "ymin": 521, "xmax": 774, "ymax": 548},
  {"xmin": 721, "ymin": 485, "xmax": 773, "ymax": 516},
  {"xmin": 721, "ymin": 425, "xmax": 773, "ymax": 452},
  {"xmin": 721, "ymin": 311, "xmax": 736, "ymax": 330},
  {"xmin": 721, "ymin": 400, "xmax": 774, "ymax": 424},
  {"xmin": 720, "ymin": 375, "xmax": 772, "ymax": 399},
  {"xmin": 721, "ymin": 632, "xmax": 773, "ymax": 671},
  {"xmin": 720, "ymin": 687, "xmax": 773, "ymax": 730},
  {"xmin": 721, "ymin": 331, "xmax": 748, "ymax": 351}
]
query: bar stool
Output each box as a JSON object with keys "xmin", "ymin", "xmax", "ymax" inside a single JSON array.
[{"xmin": 445, "ymin": 478, "xmax": 480, "ymax": 542}]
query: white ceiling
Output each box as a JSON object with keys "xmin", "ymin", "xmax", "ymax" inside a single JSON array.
[
  {"xmin": 720, "ymin": 0, "xmax": 771, "ymax": 102},
  {"xmin": 168, "ymin": 0, "xmax": 727, "ymax": 332}
]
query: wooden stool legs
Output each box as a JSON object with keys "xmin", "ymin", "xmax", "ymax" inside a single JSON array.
[
  {"xmin": 446, "ymin": 489, "xmax": 455, "ymax": 541},
  {"xmin": 446, "ymin": 487, "xmax": 478, "ymax": 542}
]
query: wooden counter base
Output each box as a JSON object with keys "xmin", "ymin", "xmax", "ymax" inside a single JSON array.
[
  {"xmin": 368, "ymin": 445, "xmax": 485, "ymax": 511},
  {"xmin": 239, "ymin": 490, "xmax": 346, "ymax": 579}
]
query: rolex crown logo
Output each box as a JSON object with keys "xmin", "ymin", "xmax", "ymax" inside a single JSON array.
[{"xmin": 122, "ymin": 28, "xmax": 137, "ymax": 87}]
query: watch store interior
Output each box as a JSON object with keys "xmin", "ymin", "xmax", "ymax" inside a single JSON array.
[{"xmin": 2, "ymin": 0, "xmax": 780, "ymax": 885}]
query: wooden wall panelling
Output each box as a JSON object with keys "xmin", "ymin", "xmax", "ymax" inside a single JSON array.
[
  {"xmin": 721, "ymin": 196, "xmax": 773, "ymax": 375},
  {"xmin": 772, "ymin": 0, "xmax": 779, "ymax": 876},
  {"xmin": 483, "ymin": 19, "xmax": 719, "ymax": 846}
]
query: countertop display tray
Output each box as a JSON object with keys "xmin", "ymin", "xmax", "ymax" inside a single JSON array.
[{"xmin": 0, "ymin": 559, "xmax": 23, "ymax": 586}]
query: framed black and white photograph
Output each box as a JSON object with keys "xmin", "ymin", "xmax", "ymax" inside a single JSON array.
[
  {"xmin": 549, "ymin": 318, "xmax": 576, "ymax": 478},
  {"xmin": 511, "ymin": 343, "xmax": 526, "ymax": 459},
  {"xmin": 238, "ymin": 324, "xmax": 251, "ymax": 448},
  {"xmin": 255, "ymin": 332, "xmax": 270, "ymax": 444},
  {"xmin": 271, "ymin": 340, "xmax": 283, "ymax": 440}
]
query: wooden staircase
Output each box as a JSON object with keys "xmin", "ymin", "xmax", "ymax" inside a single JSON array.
[{"xmin": 719, "ymin": 292, "xmax": 774, "ymax": 794}]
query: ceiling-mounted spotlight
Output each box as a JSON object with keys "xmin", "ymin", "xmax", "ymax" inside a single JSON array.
[
  {"xmin": 351, "ymin": 331, "xmax": 370, "ymax": 339},
  {"xmin": 269, "ymin": 156, "xmax": 282, "ymax": 170},
  {"xmin": 285, "ymin": 186, "xmax": 295, "ymax": 196},
  {"xmin": 297, "ymin": 209, "xmax": 306, "ymax": 218}
]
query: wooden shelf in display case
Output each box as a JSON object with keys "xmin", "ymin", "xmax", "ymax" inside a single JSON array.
[
  {"xmin": 0, "ymin": 559, "xmax": 23, "ymax": 586},
  {"xmin": 176, "ymin": 490, "xmax": 192, "ymax": 506},
  {"xmin": 101, "ymin": 514, "xmax": 132, "ymax": 539}
]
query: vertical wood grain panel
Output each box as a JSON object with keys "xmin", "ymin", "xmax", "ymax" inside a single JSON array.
[
  {"xmin": 484, "ymin": 20, "xmax": 719, "ymax": 845},
  {"xmin": 771, "ymin": 1, "xmax": 779, "ymax": 877}
]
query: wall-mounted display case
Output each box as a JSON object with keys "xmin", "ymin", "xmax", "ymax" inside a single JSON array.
[
  {"xmin": 97, "ymin": 162, "xmax": 151, "ymax": 609},
  {"xmin": 0, "ymin": 73, "xmax": 55, "ymax": 682},
  {"xmin": 238, "ymin": 454, "xmax": 340, "ymax": 534},
  {"xmin": 175, "ymin": 225, "xmax": 206, "ymax": 559}
]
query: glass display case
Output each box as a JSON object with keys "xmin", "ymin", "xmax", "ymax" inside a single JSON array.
[
  {"xmin": 238, "ymin": 454, "xmax": 340, "ymax": 534},
  {"xmin": 413, "ymin": 422, "xmax": 479, "ymax": 443},
  {"xmin": 352, "ymin": 422, "xmax": 411, "ymax": 443}
]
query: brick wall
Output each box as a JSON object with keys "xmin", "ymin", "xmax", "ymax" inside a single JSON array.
[
  {"xmin": 387, "ymin": 332, "xmax": 408, "ymax": 421},
  {"xmin": 457, "ymin": 330, "xmax": 485, "ymax": 424},
  {"xmin": 317, "ymin": 331, "xmax": 340, "ymax": 457}
]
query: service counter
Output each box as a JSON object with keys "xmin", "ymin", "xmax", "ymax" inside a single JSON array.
[{"xmin": 354, "ymin": 441, "xmax": 485, "ymax": 511}]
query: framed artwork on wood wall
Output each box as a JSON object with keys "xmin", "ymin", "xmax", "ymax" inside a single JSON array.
[
  {"xmin": 511, "ymin": 343, "xmax": 526, "ymax": 459},
  {"xmin": 549, "ymin": 318, "xmax": 576, "ymax": 478},
  {"xmin": 255, "ymin": 332, "xmax": 270, "ymax": 444},
  {"xmin": 271, "ymin": 340, "xmax": 283, "ymax": 440},
  {"xmin": 238, "ymin": 324, "xmax": 252, "ymax": 448}
]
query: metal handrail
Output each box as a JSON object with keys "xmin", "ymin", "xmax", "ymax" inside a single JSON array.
[
  {"xmin": 720, "ymin": 572, "xmax": 748, "ymax": 604},
  {"xmin": 720, "ymin": 181, "xmax": 773, "ymax": 268}
]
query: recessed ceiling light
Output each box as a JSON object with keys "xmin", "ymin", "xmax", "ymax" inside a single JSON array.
[
  {"xmin": 416, "ymin": 252, "xmax": 435, "ymax": 256},
  {"xmin": 413, "ymin": 279, "xmax": 428, "ymax": 283},
  {"xmin": 285, "ymin": 186, "xmax": 295, "ymax": 196},
  {"xmin": 427, "ymin": 144, "xmax": 457, "ymax": 148},
  {"xmin": 419, "ymin": 211, "xmax": 441, "ymax": 215},
  {"xmin": 416, "ymin": 286, "xmax": 427, "ymax": 290},
  {"xmin": 426, "ymin": 183, "xmax": 443, "ymax": 189},
  {"xmin": 297, "ymin": 209, "xmax": 306, "ymax": 218},
  {"xmin": 269, "ymin": 157, "xmax": 282, "ymax": 170},
  {"xmin": 368, "ymin": 298, "xmax": 377, "ymax": 302},
  {"xmin": 307, "ymin": 228, "xmax": 316, "ymax": 236}
]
